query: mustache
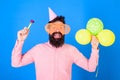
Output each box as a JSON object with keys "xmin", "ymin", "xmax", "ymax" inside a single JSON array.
[{"xmin": 52, "ymin": 32, "xmax": 62, "ymax": 37}]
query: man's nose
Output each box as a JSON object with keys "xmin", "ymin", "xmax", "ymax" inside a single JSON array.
[
  {"xmin": 56, "ymin": 29, "xmax": 59, "ymax": 32},
  {"xmin": 55, "ymin": 27, "xmax": 60, "ymax": 32}
]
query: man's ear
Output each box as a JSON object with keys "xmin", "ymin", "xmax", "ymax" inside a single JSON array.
[
  {"xmin": 45, "ymin": 24, "xmax": 50, "ymax": 33},
  {"xmin": 65, "ymin": 24, "xmax": 71, "ymax": 34}
]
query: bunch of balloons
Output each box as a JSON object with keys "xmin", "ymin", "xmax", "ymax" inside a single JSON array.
[{"xmin": 75, "ymin": 18, "xmax": 115, "ymax": 46}]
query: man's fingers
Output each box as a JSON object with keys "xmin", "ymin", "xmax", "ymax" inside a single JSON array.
[
  {"xmin": 24, "ymin": 27, "xmax": 29, "ymax": 33},
  {"xmin": 18, "ymin": 29, "xmax": 28, "ymax": 36}
]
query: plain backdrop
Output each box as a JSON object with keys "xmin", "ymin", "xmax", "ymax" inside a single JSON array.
[{"xmin": 0, "ymin": 0, "xmax": 120, "ymax": 80}]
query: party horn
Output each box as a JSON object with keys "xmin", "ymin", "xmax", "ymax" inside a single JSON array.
[{"xmin": 27, "ymin": 19, "xmax": 35, "ymax": 29}]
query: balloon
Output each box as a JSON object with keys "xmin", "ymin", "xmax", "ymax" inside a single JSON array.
[
  {"xmin": 75, "ymin": 29, "xmax": 91, "ymax": 45},
  {"xmin": 97, "ymin": 29, "xmax": 115, "ymax": 46},
  {"xmin": 86, "ymin": 18, "xmax": 104, "ymax": 35}
]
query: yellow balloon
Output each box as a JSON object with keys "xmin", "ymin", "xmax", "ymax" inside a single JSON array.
[
  {"xmin": 75, "ymin": 29, "xmax": 91, "ymax": 45},
  {"xmin": 97, "ymin": 29, "xmax": 115, "ymax": 46}
]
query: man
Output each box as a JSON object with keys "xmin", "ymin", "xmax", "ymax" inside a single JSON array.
[{"xmin": 12, "ymin": 7, "xmax": 99, "ymax": 80}]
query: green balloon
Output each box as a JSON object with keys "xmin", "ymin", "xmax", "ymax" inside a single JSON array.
[{"xmin": 86, "ymin": 18, "xmax": 104, "ymax": 35}]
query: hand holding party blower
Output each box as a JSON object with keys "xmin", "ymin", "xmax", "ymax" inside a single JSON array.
[
  {"xmin": 27, "ymin": 19, "xmax": 35, "ymax": 29},
  {"xmin": 17, "ymin": 20, "xmax": 35, "ymax": 41}
]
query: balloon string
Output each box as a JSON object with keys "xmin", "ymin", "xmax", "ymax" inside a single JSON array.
[
  {"xmin": 95, "ymin": 57, "xmax": 99, "ymax": 78},
  {"xmin": 96, "ymin": 67, "xmax": 99, "ymax": 77}
]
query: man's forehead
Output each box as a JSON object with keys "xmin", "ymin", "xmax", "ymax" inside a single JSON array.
[{"xmin": 49, "ymin": 21, "xmax": 65, "ymax": 26}]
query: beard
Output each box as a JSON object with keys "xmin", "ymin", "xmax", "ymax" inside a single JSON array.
[{"xmin": 49, "ymin": 32, "xmax": 65, "ymax": 48}]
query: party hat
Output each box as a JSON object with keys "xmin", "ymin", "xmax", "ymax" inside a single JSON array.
[{"xmin": 48, "ymin": 7, "xmax": 57, "ymax": 21}]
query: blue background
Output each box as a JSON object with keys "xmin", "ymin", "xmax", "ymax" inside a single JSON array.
[{"xmin": 0, "ymin": 0, "xmax": 120, "ymax": 80}]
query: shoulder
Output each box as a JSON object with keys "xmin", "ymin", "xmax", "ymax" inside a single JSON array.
[
  {"xmin": 63, "ymin": 43, "xmax": 78, "ymax": 50},
  {"xmin": 34, "ymin": 42, "xmax": 48, "ymax": 48},
  {"xmin": 30, "ymin": 42, "xmax": 48, "ymax": 50}
]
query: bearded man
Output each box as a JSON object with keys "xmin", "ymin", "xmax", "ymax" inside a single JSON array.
[{"xmin": 12, "ymin": 7, "xmax": 99, "ymax": 80}]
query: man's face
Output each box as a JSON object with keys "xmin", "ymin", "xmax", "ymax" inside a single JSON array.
[
  {"xmin": 48, "ymin": 21, "xmax": 65, "ymax": 48},
  {"xmin": 48, "ymin": 21, "xmax": 65, "ymax": 36}
]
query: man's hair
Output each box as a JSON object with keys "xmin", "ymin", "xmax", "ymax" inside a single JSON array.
[{"xmin": 48, "ymin": 16, "xmax": 65, "ymax": 24}]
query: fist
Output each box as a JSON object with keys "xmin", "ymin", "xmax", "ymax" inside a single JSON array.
[
  {"xmin": 91, "ymin": 36, "xmax": 99, "ymax": 49},
  {"xmin": 17, "ymin": 27, "xmax": 29, "ymax": 41}
]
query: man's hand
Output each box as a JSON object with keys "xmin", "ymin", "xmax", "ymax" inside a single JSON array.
[
  {"xmin": 17, "ymin": 27, "xmax": 29, "ymax": 41},
  {"xmin": 91, "ymin": 36, "xmax": 99, "ymax": 49}
]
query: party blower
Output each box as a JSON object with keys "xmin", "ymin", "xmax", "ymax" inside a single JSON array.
[{"xmin": 27, "ymin": 20, "xmax": 35, "ymax": 29}]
